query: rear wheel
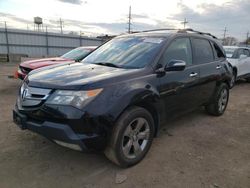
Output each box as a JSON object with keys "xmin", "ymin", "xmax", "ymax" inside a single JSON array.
[
  {"xmin": 104, "ymin": 106, "xmax": 154, "ymax": 167},
  {"xmin": 205, "ymin": 83, "xmax": 229, "ymax": 116}
]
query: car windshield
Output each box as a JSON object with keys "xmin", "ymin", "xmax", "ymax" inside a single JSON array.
[
  {"xmin": 82, "ymin": 36, "xmax": 165, "ymax": 69},
  {"xmin": 224, "ymin": 47, "xmax": 237, "ymax": 58},
  {"xmin": 61, "ymin": 48, "xmax": 92, "ymax": 61}
]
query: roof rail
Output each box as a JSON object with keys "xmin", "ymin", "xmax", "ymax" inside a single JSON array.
[
  {"xmin": 131, "ymin": 28, "xmax": 218, "ymax": 39},
  {"xmin": 131, "ymin": 28, "xmax": 178, "ymax": 34},
  {"xmin": 178, "ymin": 28, "xmax": 218, "ymax": 39}
]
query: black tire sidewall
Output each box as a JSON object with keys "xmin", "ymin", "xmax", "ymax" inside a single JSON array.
[
  {"xmin": 230, "ymin": 72, "xmax": 236, "ymax": 88},
  {"xmin": 114, "ymin": 107, "xmax": 155, "ymax": 167}
]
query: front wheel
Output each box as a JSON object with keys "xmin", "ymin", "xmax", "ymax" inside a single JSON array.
[
  {"xmin": 205, "ymin": 83, "xmax": 229, "ymax": 116},
  {"xmin": 246, "ymin": 77, "xmax": 250, "ymax": 83},
  {"xmin": 104, "ymin": 106, "xmax": 155, "ymax": 167}
]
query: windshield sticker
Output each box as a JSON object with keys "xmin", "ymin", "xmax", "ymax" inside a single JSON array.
[{"xmin": 143, "ymin": 38, "xmax": 163, "ymax": 44}]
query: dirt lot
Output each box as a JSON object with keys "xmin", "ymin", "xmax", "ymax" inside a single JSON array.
[{"xmin": 0, "ymin": 63, "xmax": 249, "ymax": 188}]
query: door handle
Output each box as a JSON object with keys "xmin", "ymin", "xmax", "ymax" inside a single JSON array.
[
  {"xmin": 216, "ymin": 65, "xmax": 222, "ymax": 69},
  {"xmin": 189, "ymin": 72, "xmax": 198, "ymax": 77}
]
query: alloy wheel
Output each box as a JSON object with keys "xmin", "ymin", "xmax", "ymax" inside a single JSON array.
[
  {"xmin": 218, "ymin": 88, "xmax": 228, "ymax": 113},
  {"xmin": 122, "ymin": 117, "xmax": 150, "ymax": 159}
]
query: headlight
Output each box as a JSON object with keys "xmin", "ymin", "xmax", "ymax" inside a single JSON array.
[{"xmin": 46, "ymin": 88, "xmax": 103, "ymax": 109}]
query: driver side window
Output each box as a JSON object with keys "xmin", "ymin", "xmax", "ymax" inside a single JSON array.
[{"xmin": 159, "ymin": 38, "xmax": 192, "ymax": 66}]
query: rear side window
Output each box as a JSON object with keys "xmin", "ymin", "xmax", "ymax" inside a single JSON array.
[
  {"xmin": 159, "ymin": 38, "xmax": 192, "ymax": 66},
  {"xmin": 212, "ymin": 42, "xmax": 225, "ymax": 59},
  {"xmin": 243, "ymin": 49, "xmax": 250, "ymax": 57},
  {"xmin": 192, "ymin": 38, "xmax": 214, "ymax": 64}
]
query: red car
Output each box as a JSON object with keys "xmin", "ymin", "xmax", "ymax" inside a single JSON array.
[{"xmin": 15, "ymin": 46, "xmax": 97, "ymax": 79}]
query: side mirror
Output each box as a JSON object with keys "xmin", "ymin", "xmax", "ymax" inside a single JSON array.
[
  {"xmin": 165, "ymin": 60, "xmax": 186, "ymax": 72},
  {"xmin": 239, "ymin": 54, "xmax": 247, "ymax": 59}
]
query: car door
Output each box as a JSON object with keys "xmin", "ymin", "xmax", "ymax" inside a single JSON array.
[
  {"xmin": 236, "ymin": 48, "xmax": 248, "ymax": 76},
  {"xmin": 191, "ymin": 38, "xmax": 224, "ymax": 104},
  {"xmin": 242, "ymin": 49, "xmax": 250, "ymax": 76},
  {"xmin": 157, "ymin": 37, "xmax": 200, "ymax": 119}
]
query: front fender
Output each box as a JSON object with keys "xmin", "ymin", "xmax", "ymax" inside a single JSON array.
[{"xmin": 85, "ymin": 81, "xmax": 160, "ymax": 124}]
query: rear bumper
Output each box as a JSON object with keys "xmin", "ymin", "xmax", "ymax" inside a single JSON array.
[{"xmin": 13, "ymin": 108, "xmax": 106, "ymax": 151}]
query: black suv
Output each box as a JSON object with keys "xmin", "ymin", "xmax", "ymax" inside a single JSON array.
[{"xmin": 13, "ymin": 29, "xmax": 232, "ymax": 167}]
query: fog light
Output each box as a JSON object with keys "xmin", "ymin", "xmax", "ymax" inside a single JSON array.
[{"xmin": 54, "ymin": 140, "xmax": 82, "ymax": 151}]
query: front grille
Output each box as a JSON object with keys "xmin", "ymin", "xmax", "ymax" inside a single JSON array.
[
  {"xmin": 19, "ymin": 66, "xmax": 32, "ymax": 74},
  {"xmin": 19, "ymin": 83, "xmax": 52, "ymax": 107}
]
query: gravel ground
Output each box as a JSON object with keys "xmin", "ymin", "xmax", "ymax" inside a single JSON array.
[{"xmin": 0, "ymin": 63, "xmax": 249, "ymax": 188}]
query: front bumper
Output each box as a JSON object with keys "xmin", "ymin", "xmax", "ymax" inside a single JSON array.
[
  {"xmin": 13, "ymin": 108, "xmax": 106, "ymax": 151},
  {"xmin": 16, "ymin": 70, "xmax": 27, "ymax": 80}
]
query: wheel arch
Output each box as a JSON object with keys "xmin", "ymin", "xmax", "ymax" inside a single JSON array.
[
  {"xmin": 232, "ymin": 66, "xmax": 238, "ymax": 77},
  {"xmin": 113, "ymin": 89, "xmax": 161, "ymax": 137},
  {"xmin": 132, "ymin": 101, "xmax": 160, "ymax": 137},
  {"xmin": 217, "ymin": 79, "xmax": 230, "ymax": 89}
]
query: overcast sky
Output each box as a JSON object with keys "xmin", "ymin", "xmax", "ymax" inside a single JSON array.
[{"xmin": 0, "ymin": 0, "xmax": 249, "ymax": 41}]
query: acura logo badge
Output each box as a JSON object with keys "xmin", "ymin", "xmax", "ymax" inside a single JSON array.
[{"xmin": 21, "ymin": 88, "xmax": 29, "ymax": 100}]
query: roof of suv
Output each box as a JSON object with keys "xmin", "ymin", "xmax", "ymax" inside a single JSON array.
[{"xmin": 119, "ymin": 28, "xmax": 219, "ymax": 42}]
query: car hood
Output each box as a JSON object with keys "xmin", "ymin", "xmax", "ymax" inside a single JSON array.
[
  {"xmin": 27, "ymin": 63, "xmax": 142, "ymax": 90},
  {"xmin": 21, "ymin": 57, "xmax": 74, "ymax": 69}
]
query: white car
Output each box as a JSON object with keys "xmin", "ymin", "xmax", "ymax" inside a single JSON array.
[{"xmin": 224, "ymin": 46, "xmax": 250, "ymax": 87}]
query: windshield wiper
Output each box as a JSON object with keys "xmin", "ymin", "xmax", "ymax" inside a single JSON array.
[{"xmin": 94, "ymin": 62, "xmax": 121, "ymax": 68}]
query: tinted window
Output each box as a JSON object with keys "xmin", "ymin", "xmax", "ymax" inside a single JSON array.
[
  {"xmin": 212, "ymin": 42, "xmax": 225, "ymax": 59},
  {"xmin": 243, "ymin": 49, "xmax": 250, "ymax": 57},
  {"xmin": 159, "ymin": 38, "xmax": 192, "ymax": 66},
  {"xmin": 83, "ymin": 36, "xmax": 165, "ymax": 69},
  {"xmin": 192, "ymin": 38, "xmax": 214, "ymax": 64}
]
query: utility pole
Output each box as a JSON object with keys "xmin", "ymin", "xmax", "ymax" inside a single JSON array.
[
  {"xmin": 4, "ymin": 22, "xmax": 10, "ymax": 56},
  {"xmin": 79, "ymin": 30, "xmax": 82, "ymax": 46},
  {"xmin": 246, "ymin": 31, "xmax": 249, "ymax": 47},
  {"xmin": 128, "ymin": 6, "xmax": 132, "ymax": 33},
  {"xmin": 222, "ymin": 27, "xmax": 228, "ymax": 44},
  {"xmin": 59, "ymin": 18, "xmax": 64, "ymax": 34},
  {"xmin": 45, "ymin": 26, "xmax": 49, "ymax": 56},
  {"xmin": 181, "ymin": 18, "xmax": 188, "ymax": 29}
]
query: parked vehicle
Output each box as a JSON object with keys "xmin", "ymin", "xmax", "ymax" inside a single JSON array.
[
  {"xmin": 224, "ymin": 46, "xmax": 250, "ymax": 87},
  {"xmin": 13, "ymin": 29, "xmax": 232, "ymax": 167},
  {"xmin": 15, "ymin": 46, "xmax": 97, "ymax": 80}
]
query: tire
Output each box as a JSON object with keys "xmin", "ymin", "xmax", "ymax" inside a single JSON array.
[
  {"xmin": 104, "ymin": 106, "xmax": 155, "ymax": 167},
  {"xmin": 246, "ymin": 77, "xmax": 250, "ymax": 83},
  {"xmin": 229, "ymin": 71, "xmax": 236, "ymax": 88},
  {"xmin": 205, "ymin": 83, "xmax": 229, "ymax": 116}
]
